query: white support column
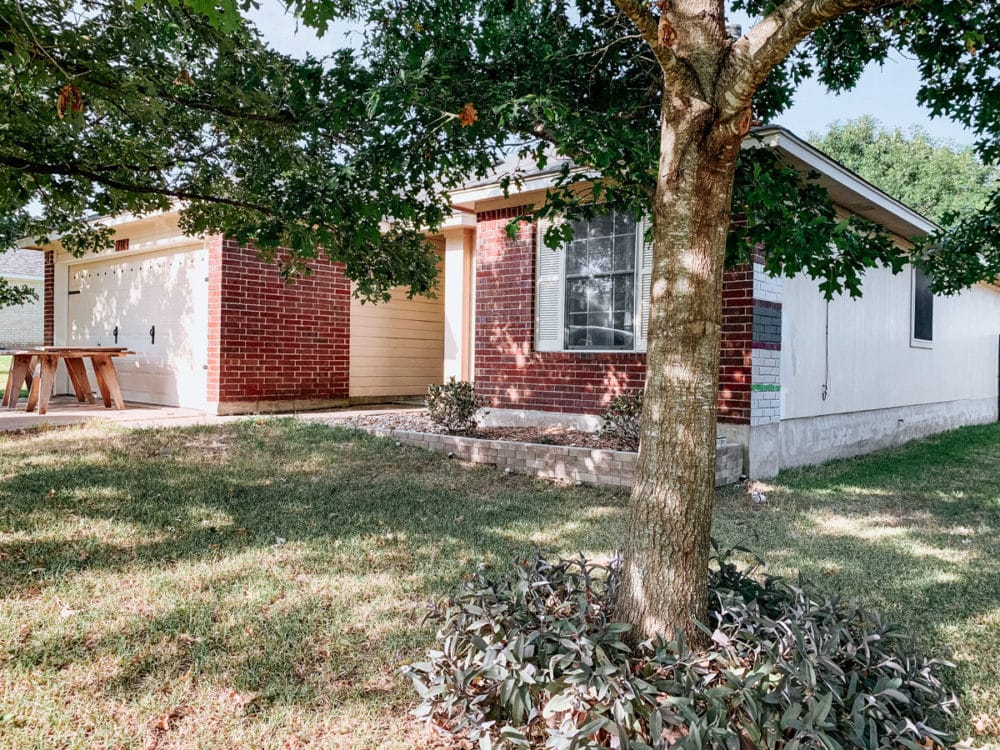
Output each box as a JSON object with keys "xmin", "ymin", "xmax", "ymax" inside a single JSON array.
[{"xmin": 441, "ymin": 215, "xmax": 477, "ymax": 382}]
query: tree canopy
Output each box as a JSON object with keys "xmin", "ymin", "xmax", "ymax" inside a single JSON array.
[
  {"xmin": 4, "ymin": 1, "xmax": 1000, "ymax": 307},
  {"xmin": 0, "ymin": 0, "xmax": 446, "ymax": 307},
  {"xmin": 813, "ymin": 115, "xmax": 999, "ymax": 225}
]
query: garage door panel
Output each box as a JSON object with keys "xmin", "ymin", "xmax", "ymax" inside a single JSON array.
[{"xmin": 66, "ymin": 247, "xmax": 209, "ymax": 408}]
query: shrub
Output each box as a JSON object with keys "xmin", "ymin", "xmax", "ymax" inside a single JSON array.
[
  {"xmin": 601, "ymin": 391, "xmax": 643, "ymax": 451},
  {"xmin": 404, "ymin": 548, "xmax": 956, "ymax": 749},
  {"xmin": 426, "ymin": 378, "xmax": 482, "ymax": 434}
]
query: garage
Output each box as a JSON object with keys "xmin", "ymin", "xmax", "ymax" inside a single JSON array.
[{"xmin": 65, "ymin": 244, "xmax": 209, "ymax": 408}]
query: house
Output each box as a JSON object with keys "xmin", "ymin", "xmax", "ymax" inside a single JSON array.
[
  {"xmin": 19, "ymin": 211, "xmax": 468, "ymax": 414},
  {"xmin": 16, "ymin": 126, "xmax": 1000, "ymax": 477},
  {"xmin": 0, "ymin": 249, "xmax": 45, "ymax": 348},
  {"xmin": 444, "ymin": 126, "xmax": 1000, "ymax": 478}
]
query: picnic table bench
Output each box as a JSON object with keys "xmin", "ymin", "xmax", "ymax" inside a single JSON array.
[{"xmin": 2, "ymin": 347, "xmax": 133, "ymax": 415}]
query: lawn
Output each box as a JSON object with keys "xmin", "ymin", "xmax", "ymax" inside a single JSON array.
[{"xmin": 0, "ymin": 419, "xmax": 996, "ymax": 748}]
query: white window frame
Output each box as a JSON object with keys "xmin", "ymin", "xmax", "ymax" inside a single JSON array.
[
  {"xmin": 534, "ymin": 214, "xmax": 647, "ymax": 354},
  {"xmin": 910, "ymin": 264, "xmax": 933, "ymax": 349}
]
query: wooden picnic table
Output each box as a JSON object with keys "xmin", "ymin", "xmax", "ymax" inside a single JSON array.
[{"xmin": 2, "ymin": 347, "xmax": 133, "ymax": 415}]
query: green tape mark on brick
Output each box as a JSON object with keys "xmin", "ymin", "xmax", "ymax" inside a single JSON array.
[{"xmin": 751, "ymin": 384, "xmax": 781, "ymax": 392}]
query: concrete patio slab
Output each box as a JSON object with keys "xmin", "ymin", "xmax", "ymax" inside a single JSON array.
[{"xmin": 0, "ymin": 396, "xmax": 424, "ymax": 433}]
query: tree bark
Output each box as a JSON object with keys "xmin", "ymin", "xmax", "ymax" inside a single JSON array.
[{"xmin": 617, "ymin": 90, "xmax": 743, "ymax": 645}]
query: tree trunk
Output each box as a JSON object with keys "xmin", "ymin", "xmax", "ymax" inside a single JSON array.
[{"xmin": 617, "ymin": 93, "xmax": 743, "ymax": 645}]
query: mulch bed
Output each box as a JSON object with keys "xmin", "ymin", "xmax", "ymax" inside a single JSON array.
[{"xmin": 323, "ymin": 410, "xmax": 633, "ymax": 451}]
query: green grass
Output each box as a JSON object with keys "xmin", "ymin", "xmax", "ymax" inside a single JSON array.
[{"xmin": 0, "ymin": 419, "xmax": 997, "ymax": 748}]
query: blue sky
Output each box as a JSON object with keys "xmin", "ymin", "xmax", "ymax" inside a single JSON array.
[{"xmin": 250, "ymin": 4, "xmax": 974, "ymax": 146}]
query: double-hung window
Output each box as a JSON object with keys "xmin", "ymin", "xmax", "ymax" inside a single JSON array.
[{"xmin": 535, "ymin": 209, "xmax": 652, "ymax": 353}]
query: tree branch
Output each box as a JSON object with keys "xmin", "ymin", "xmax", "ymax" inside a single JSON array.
[
  {"xmin": 722, "ymin": 0, "xmax": 900, "ymax": 118},
  {"xmin": 0, "ymin": 154, "xmax": 277, "ymax": 216},
  {"xmin": 610, "ymin": 0, "xmax": 696, "ymax": 91}
]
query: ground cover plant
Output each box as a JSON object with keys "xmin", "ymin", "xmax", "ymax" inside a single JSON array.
[
  {"xmin": 406, "ymin": 551, "xmax": 955, "ymax": 748},
  {"xmin": 0, "ymin": 419, "xmax": 997, "ymax": 748}
]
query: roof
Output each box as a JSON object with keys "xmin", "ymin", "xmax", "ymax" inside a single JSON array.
[
  {"xmin": 747, "ymin": 125, "xmax": 939, "ymax": 238},
  {"xmin": 0, "ymin": 248, "xmax": 44, "ymax": 279},
  {"xmin": 449, "ymin": 125, "xmax": 939, "ymax": 240},
  {"xmin": 459, "ymin": 147, "xmax": 572, "ymax": 190}
]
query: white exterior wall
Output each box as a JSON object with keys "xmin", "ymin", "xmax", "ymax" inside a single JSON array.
[
  {"xmin": 0, "ymin": 277, "xmax": 44, "ymax": 348},
  {"xmin": 778, "ymin": 263, "xmax": 1000, "ymax": 468}
]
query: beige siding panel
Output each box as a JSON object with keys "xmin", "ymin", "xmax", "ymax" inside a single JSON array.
[{"xmin": 349, "ymin": 245, "xmax": 445, "ymax": 398}]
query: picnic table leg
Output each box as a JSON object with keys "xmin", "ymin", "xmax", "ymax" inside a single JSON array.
[
  {"xmin": 28, "ymin": 355, "xmax": 59, "ymax": 414},
  {"xmin": 2, "ymin": 364, "xmax": 13, "ymax": 407},
  {"xmin": 64, "ymin": 357, "xmax": 96, "ymax": 404},
  {"xmin": 31, "ymin": 355, "xmax": 58, "ymax": 415},
  {"xmin": 91, "ymin": 355, "xmax": 125, "ymax": 410},
  {"xmin": 3, "ymin": 355, "xmax": 30, "ymax": 409}
]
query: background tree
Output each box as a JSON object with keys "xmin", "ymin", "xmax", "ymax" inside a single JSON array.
[
  {"xmin": 7, "ymin": 0, "xmax": 1000, "ymax": 645},
  {"xmin": 814, "ymin": 115, "xmax": 999, "ymax": 224}
]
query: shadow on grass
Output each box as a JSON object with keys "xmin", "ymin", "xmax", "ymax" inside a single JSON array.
[
  {"xmin": 713, "ymin": 421, "xmax": 1000, "ymax": 737},
  {"xmin": 0, "ymin": 420, "xmax": 625, "ymax": 588},
  {"xmin": 0, "ymin": 419, "xmax": 625, "ymax": 729}
]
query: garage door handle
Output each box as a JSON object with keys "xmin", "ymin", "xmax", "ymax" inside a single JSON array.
[
  {"xmin": 149, "ymin": 325, "xmax": 155, "ymax": 345},
  {"xmin": 113, "ymin": 325, "xmax": 118, "ymax": 345}
]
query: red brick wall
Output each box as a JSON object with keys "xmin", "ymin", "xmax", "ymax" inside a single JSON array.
[
  {"xmin": 43, "ymin": 250, "xmax": 54, "ymax": 346},
  {"xmin": 207, "ymin": 237, "xmax": 351, "ymax": 407},
  {"xmin": 473, "ymin": 208, "xmax": 752, "ymax": 423},
  {"xmin": 718, "ymin": 264, "xmax": 752, "ymax": 423}
]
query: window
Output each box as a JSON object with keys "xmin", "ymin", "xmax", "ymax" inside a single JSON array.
[
  {"xmin": 535, "ymin": 210, "xmax": 651, "ymax": 353},
  {"xmin": 912, "ymin": 266, "xmax": 933, "ymax": 345}
]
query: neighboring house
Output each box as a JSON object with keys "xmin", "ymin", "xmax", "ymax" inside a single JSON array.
[
  {"xmin": 0, "ymin": 248, "xmax": 45, "ymax": 348},
  {"xmin": 18, "ymin": 125, "xmax": 1000, "ymax": 477}
]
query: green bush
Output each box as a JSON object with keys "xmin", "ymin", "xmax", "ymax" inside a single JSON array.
[
  {"xmin": 404, "ymin": 548, "xmax": 956, "ymax": 749},
  {"xmin": 426, "ymin": 378, "xmax": 481, "ymax": 434},
  {"xmin": 601, "ymin": 391, "xmax": 643, "ymax": 451}
]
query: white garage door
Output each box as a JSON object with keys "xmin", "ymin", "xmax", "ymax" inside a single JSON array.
[{"xmin": 66, "ymin": 246, "xmax": 209, "ymax": 408}]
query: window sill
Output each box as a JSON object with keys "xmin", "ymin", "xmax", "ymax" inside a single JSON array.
[
  {"xmin": 910, "ymin": 338, "xmax": 933, "ymax": 349},
  {"xmin": 553, "ymin": 348, "xmax": 647, "ymax": 355}
]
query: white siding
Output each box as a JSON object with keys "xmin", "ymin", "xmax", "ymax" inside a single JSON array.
[{"xmin": 781, "ymin": 264, "xmax": 1000, "ymax": 420}]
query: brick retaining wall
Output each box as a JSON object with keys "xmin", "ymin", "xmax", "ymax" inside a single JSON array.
[{"xmin": 363, "ymin": 427, "xmax": 744, "ymax": 489}]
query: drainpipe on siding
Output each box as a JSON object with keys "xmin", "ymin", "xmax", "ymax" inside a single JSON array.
[{"xmin": 821, "ymin": 300, "xmax": 830, "ymax": 401}]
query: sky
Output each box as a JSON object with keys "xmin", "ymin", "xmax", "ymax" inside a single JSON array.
[{"xmin": 249, "ymin": 4, "xmax": 975, "ymax": 147}]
